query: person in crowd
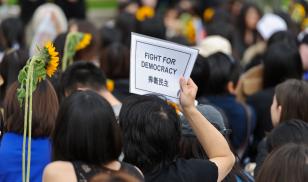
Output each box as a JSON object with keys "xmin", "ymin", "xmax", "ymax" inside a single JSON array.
[
  {"xmin": 43, "ymin": 91, "xmax": 143, "ymax": 182},
  {"xmin": 234, "ymin": 2, "xmax": 262, "ymax": 58},
  {"xmin": 254, "ymin": 79, "xmax": 308, "ymax": 175},
  {"xmin": 179, "ymin": 104, "xmax": 253, "ymax": 182},
  {"xmin": 197, "ymin": 52, "xmax": 255, "ymax": 156},
  {"xmin": 297, "ymin": 29, "xmax": 308, "ymax": 80},
  {"xmin": 247, "ymin": 42, "xmax": 303, "ymax": 143},
  {"xmin": 255, "ymin": 143, "xmax": 308, "ymax": 182},
  {"xmin": 267, "ymin": 119, "xmax": 308, "ymax": 152},
  {"xmin": 0, "ymin": 17, "xmax": 25, "ymax": 51},
  {"xmin": 28, "ymin": 3, "xmax": 67, "ymax": 56},
  {"xmin": 0, "ymin": 80, "xmax": 59, "ymax": 182},
  {"xmin": 100, "ymin": 42, "xmax": 131, "ymax": 101},
  {"xmin": 60, "ymin": 61, "xmax": 122, "ymax": 116},
  {"xmin": 270, "ymin": 79, "xmax": 308, "ymax": 126},
  {"xmin": 18, "ymin": 0, "xmax": 46, "ymax": 25},
  {"xmin": 68, "ymin": 20, "xmax": 100, "ymax": 66},
  {"xmin": 54, "ymin": 0, "xmax": 86, "ymax": 20},
  {"xmin": 0, "ymin": 49, "xmax": 28, "ymax": 106},
  {"xmin": 119, "ymin": 78, "xmax": 235, "ymax": 182}
]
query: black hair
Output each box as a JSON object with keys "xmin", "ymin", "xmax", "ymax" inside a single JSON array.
[
  {"xmin": 0, "ymin": 17, "xmax": 24, "ymax": 48},
  {"xmin": 267, "ymin": 31, "xmax": 297, "ymax": 48},
  {"xmin": 115, "ymin": 12, "xmax": 137, "ymax": 47},
  {"xmin": 267, "ymin": 119, "xmax": 308, "ymax": 152},
  {"xmin": 136, "ymin": 16, "xmax": 166, "ymax": 40},
  {"xmin": 52, "ymin": 90, "xmax": 122, "ymax": 164},
  {"xmin": 60, "ymin": 61, "xmax": 107, "ymax": 96},
  {"xmin": 100, "ymin": 42, "xmax": 130, "ymax": 79},
  {"xmin": 99, "ymin": 26, "xmax": 122, "ymax": 49},
  {"xmin": 53, "ymin": 32, "xmax": 68, "ymax": 62},
  {"xmin": 119, "ymin": 95, "xmax": 180, "ymax": 173},
  {"xmin": 263, "ymin": 42, "xmax": 303, "ymax": 88},
  {"xmin": 191, "ymin": 54, "xmax": 210, "ymax": 98},
  {"xmin": 206, "ymin": 21, "xmax": 235, "ymax": 45},
  {"xmin": 0, "ymin": 49, "xmax": 28, "ymax": 104},
  {"xmin": 203, "ymin": 52, "xmax": 241, "ymax": 95},
  {"xmin": 237, "ymin": 2, "xmax": 262, "ymax": 34}
]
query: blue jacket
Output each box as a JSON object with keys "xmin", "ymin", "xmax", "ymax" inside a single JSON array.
[{"xmin": 200, "ymin": 95, "xmax": 256, "ymax": 150}]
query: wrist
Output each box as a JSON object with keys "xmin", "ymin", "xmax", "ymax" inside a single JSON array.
[{"xmin": 182, "ymin": 105, "xmax": 197, "ymax": 115}]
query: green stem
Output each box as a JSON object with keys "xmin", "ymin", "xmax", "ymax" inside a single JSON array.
[
  {"xmin": 62, "ymin": 33, "xmax": 72, "ymax": 72},
  {"xmin": 22, "ymin": 64, "xmax": 31, "ymax": 182},
  {"xmin": 26, "ymin": 64, "xmax": 34, "ymax": 182}
]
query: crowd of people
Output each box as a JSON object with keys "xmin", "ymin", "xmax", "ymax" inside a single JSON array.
[{"xmin": 0, "ymin": 0, "xmax": 308, "ymax": 182}]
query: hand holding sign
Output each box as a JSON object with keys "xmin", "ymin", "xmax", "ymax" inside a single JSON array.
[
  {"xmin": 179, "ymin": 77, "xmax": 198, "ymax": 110},
  {"xmin": 130, "ymin": 33, "xmax": 198, "ymax": 103}
]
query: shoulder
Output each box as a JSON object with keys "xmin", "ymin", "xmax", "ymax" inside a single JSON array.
[
  {"xmin": 120, "ymin": 162, "xmax": 144, "ymax": 180},
  {"xmin": 43, "ymin": 161, "xmax": 76, "ymax": 182},
  {"xmin": 178, "ymin": 158, "xmax": 217, "ymax": 169}
]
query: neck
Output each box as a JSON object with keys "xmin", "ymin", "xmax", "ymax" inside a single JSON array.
[{"xmin": 100, "ymin": 90, "xmax": 121, "ymax": 106}]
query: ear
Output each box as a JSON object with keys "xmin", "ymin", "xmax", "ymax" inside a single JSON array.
[
  {"xmin": 227, "ymin": 81, "xmax": 236, "ymax": 94},
  {"xmin": 277, "ymin": 105, "xmax": 282, "ymax": 122}
]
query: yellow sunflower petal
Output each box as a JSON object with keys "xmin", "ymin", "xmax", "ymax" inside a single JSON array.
[
  {"xmin": 76, "ymin": 33, "xmax": 92, "ymax": 51},
  {"xmin": 136, "ymin": 6, "xmax": 155, "ymax": 21},
  {"xmin": 44, "ymin": 41, "xmax": 59, "ymax": 78}
]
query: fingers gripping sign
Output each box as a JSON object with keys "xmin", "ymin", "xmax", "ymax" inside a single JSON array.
[{"xmin": 179, "ymin": 77, "xmax": 198, "ymax": 109}]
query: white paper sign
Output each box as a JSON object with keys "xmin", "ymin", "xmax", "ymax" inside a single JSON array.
[{"xmin": 130, "ymin": 33, "xmax": 199, "ymax": 103}]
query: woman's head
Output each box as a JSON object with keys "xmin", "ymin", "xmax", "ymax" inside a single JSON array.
[
  {"xmin": 119, "ymin": 95, "xmax": 180, "ymax": 173},
  {"xmin": 0, "ymin": 49, "xmax": 28, "ymax": 103},
  {"xmin": 0, "ymin": 17, "xmax": 24, "ymax": 49},
  {"xmin": 238, "ymin": 3, "xmax": 262, "ymax": 32},
  {"xmin": 256, "ymin": 143, "xmax": 308, "ymax": 182},
  {"xmin": 100, "ymin": 43, "xmax": 130, "ymax": 79},
  {"xmin": 203, "ymin": 52, "xmax": 241, "ymax": 96},
  {"xmin": 52, "ymin": 91, "xmax": 122, "ymax": 165},
  {"xmin": 271, "ymin": 79, "xmax": 308, "ymax": 126},
  {"xmin": 267, "ymin": 119, "xmax": 308, "ymax": 152},
  {"xmin": 263, "ymin": 42, "xmax": 303, "ymax": 89},
  {"xmin": 69, "ymin": 20, "xmax": 100, "ymax": 63},
  {"xmin": 3, "ymin": 80, "xmax": 59, "ymax": 137}
]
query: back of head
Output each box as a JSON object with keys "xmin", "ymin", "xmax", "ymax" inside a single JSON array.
[
  {"xmin": 263, "ymin": 42, "xmax": 302, "ymax": 88},
  {"xmin": 267, "ymin": 31, "xmax": 297, "ymax": 48},
  {"xmin": 275, "ymin": 79, "xmax": 308, "ymax": 122},
  {"xmin": 0, "ymin": 49, "xmax": 28, "ymax": 103},
  {"xmin": 100, "ymin": 43, "xmax": 130, "ymax": 79},
  {"xmin": 4, "ymin": 80, "xmax": 59, "ymax": 137},
  {"xmin": 119, "ymin": 95, "xmax": 180, "ymax": 173},
  {"xmin": 61, "ymin": 62, "xmax": 107, "ymax": 96},
  {"xmin": 204, "ymin": 52, "xmax": 241, "ymax": 95},
  {"xmin": 256, "ymin": 143, "xmax": 308, "ymax": 182},
  {"xmin": 52, "ymin": 91, "xmax": 121, "ymax": 165},
  {"xmin": 0, "ymin": 17, "xmax": 24, "ymax": 48},
  {"xmin": 191, "ymin": 54, "xmax": 210, "ymax": 97},
  {"xmin": 71, "ymin": 20, "xmax": 100, "ymax": 62},
  {"xmin": 136, "ymin": 17, "xmax": 166, "ymax": 40},
  {"xmin": 267, "ymin": 119, "xmax": 308, "ymax": 152}
]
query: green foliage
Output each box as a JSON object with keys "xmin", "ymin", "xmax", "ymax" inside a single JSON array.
[
  {"xmin": 17, "ymin": 48, "xmax": 49, "ymax": 107},
  {"xmin": 62, "ymin": 32, "xmax": 84, "ymax": 71}
]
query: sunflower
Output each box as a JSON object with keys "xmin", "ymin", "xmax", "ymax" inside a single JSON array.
[
  {"xmin": 44, "ymin": 41, "xmax": 59, "ymax": 77},
  {"xmin": 136, "ymin": 6, "xmax": 155, "ymax": 21},
  {"xmin": 76, "ymin": 33, "xmax": 92, "ymax": 51},
  {"xmin": 203, "ymin": 8, "xmax": 215, "ymax": 22}
]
